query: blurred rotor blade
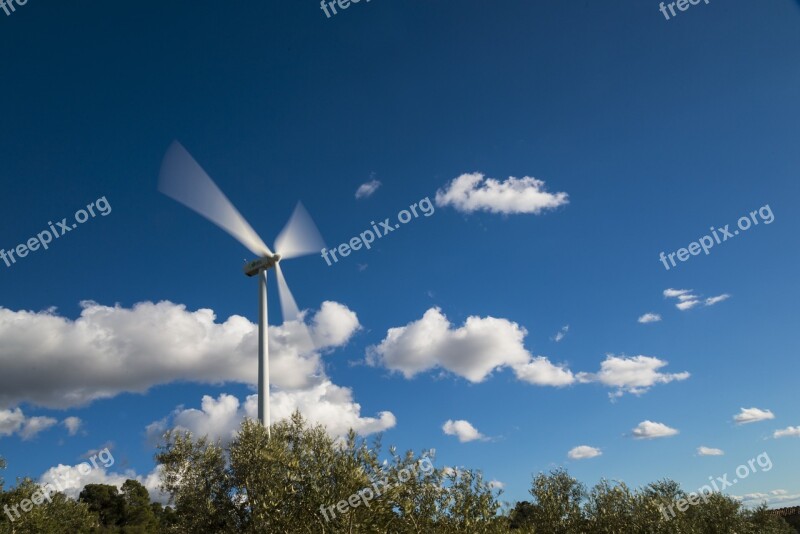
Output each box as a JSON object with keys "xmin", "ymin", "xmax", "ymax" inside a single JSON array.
[
  {"xmin": 274, "ymin": 262, "xmax": 301, "ymax": 322},
  {"xmin": 273, "ymin": 202, "xmax": 325, "ymax": 260},
  {"xmin": 274, "ymin": 263, "xmax": 316, "ymax": 352},
  {"xmin": 158, "ymin": 141, "xmax": 272, "ymax": 257}
]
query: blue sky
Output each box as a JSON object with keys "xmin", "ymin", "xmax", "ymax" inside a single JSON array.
[{"xmin": 1, "ymin": 0, "xmax": 799, "ymax": 509}]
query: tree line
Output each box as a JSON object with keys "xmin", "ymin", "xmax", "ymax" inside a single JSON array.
[{"xmin": 0, "ymin": 413, "xmax": 796, "ymax": 533}]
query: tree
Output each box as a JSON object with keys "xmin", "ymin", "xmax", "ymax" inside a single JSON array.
[
  {"xmin": 79, "ymin": 483, "xmax": 125, "ymax": 528},
  {"xmin": 526, "ymin": 468, "xmax": 586, "ymax": 533},
  {"xmin": 583, "ymin": 479, "xmax": 636, "ymax": 533},
  {"xmin": 0, "ymin": 478, "xmax": 98, "ymax": 534},
  {"xmin": 156, "ymin": 430, "xmax": 237, "ymax": 533},
  {"xmin": 156, "ymin": 411, "xmax": 504, "ymax": 533},
  {"xmin": 120, "ymin": 480, "xmax": 159, "ymax": 532}
]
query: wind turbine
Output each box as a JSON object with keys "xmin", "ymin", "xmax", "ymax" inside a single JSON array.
[{"xmin": 158, "ymin": 141, "xmax": 324, "ymax": 437}]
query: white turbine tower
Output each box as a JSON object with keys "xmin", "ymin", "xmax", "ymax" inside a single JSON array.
[{"xmin": 158, "ymin": 141, "xmax": 324, "ymax": 438}]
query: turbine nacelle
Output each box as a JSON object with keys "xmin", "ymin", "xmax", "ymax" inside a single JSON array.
[{"xmin": 243, "ymin": 254, "xmax": 281, "ymax": 277}]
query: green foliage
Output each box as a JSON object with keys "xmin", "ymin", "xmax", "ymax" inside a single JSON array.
[
  {"xmin": 80, "ymin": 483, "xmax": 126, "ymax": 528},
  {"xmin": 0, "ymin": 478, "xmax": 98, "ymax": 533},
  {"xmin": 525, "ymin": 468, "xmax": 586, "ymax": 533},
  {"xmin": 156, "ymin": 411, "xmax": 504, "ymax": 533},
  {"xmin": 0, "ymin": 424, "xmax": 796, "ymax": 533}
]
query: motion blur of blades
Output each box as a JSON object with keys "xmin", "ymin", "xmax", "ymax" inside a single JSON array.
[
  {"xmin": 274, "ymin": 262, "xmax": 301, "ymax": 323},
  {"xmin": 158, "ymin": 141, "xmax": 272, "ymax": 257},
  {"xmin": 273, "ymin": 202, "xmax": 325, "ymax": 260},
  {"xmin": 274, "ymin": 263, "xmax": 316, "ymax": 352}
]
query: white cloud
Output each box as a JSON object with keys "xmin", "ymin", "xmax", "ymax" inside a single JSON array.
[
  {"xmin": 355, "ymin": 179, "xmax": 381, "ymax": 199},
  {"xmin": 0, "ymin": 300, "xmax": 360, "ymax": 409},
  {"xmin": 637, "ymin": 313, "xmax": 661, "ymax": 324},
  {"xmin": 63, "ymin": 417, "xmax": 82, "ymax": 436},
  {"xmin": 18, "ymin": 416, "xmax": 59, "ymax": 440},
  {"xmin": 435, "ymin": 173, "xmax": 568, "ymax": 215},
  {"xmin": 38, "ymin": 462, "xmax": 168, "ymax": 504},
  {"xmin": 367, "ymin": 307, "xmax": 533, "ymax": 383},
  {"xmin": 697, "ymin": 446, "xmax": 724, "ymax": 456},
  {"xmin": 488, "ymin": 479, "xmax": 505, "ymax": 489},
  {"xmin": 704, "ymin": 294, "xmax": 731, "ymax": 306},
  {"xmin": 310, "ymin": 301, "xmax": 361, "ymax": 348},
  {"xmin": 0, "ymin": 407, "xmax": 25, "ymax": 436},
  {"xmin": 664, "ymin": 289, "xmax": 729, "ymax": 311},
  {"xmin": 368, "ymin": 310, "xmax": 690, "ymax": 399},
  {"xmin": 733, "ymin": 407, "xmax": 775, "ymax": 425},
  {"xmin": 735, "ymin": 490, "xmax": 800, "ymax": 508},
  {"xmin": 553, "ymin": 325, "xmax": 569, "ymax": 342},
  {"xmin": 442, "ymin": 419, "xmax": 485, "ymax": 443},
  {"xmin": 773, "ymin": 426, "xmax": 800, "ymax": 439},
  {"xmin": 0, "ymin": 407, "xmax": 59, "ymax": 440},
  {"xmin": 577, "ymin": 355, "xmax": 689, "ymax": 398},
  {"xmin": 631, "ymin": 421, "xmax": 678, "ymax": 440},
  {"xmin": 676, "ymin": 299, "xmax": 701, "ymax": 311},
  {"xmin": 148, "ymin": 383, "xmax": 396, "ymax": 444},
  {"xmin": 665, "ymin": 289, "xmax": 701, "ymax": 310},
  {"xmin": 568, "ymin": 446, "xmax": 602, "ymax": 460},
  {"xmin": 663, "ymin": 289, "xmax": 692, "ymax": 298},
  {"xmin": 513, "ymin": 357, "xmax": 575, "ymax": 387}
]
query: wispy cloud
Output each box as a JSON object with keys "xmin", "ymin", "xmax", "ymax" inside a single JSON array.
[
  {"xmin": 63, "ymin": 416, "xmax": 83, "ymax": 436},
  {"xmin": 355, "ymin": 178, "xmax": 381, "ymax": 199},
  {"xmin": 638, "ymin": 313, "xmax": 661, "ymax": 324},
  {"xmin": 697, "ymin": 446, "xmax": 724, "ymax": 456},
  {"xmin": 553, "ymin": 325, "xmax": 569, "ymax": 342},
  {"xmin": 663, "ymin": 288, "xmax": 730, "ymax": 311},
  {"xmin": 704, "ymin": 294, "xmax": 731, "ymax": 306},
  {"xmin": 734, "ymin": 407, "xmax": 775, "ymax": 425}
]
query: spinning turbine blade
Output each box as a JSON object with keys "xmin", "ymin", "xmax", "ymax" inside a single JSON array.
[
  {"xmin": 158, "ymin": 141, "xmax": 272, "ymax": 257},
  {"xmin": 273, "ymin": 202, "xmax": 325, "ymax": 260},
  {"xmin": 274, "ymin": 263, "xmax": 316, "ymax": 352},
  {"xmin": 274, "ymin": 262, "xmax": 301, "ymax": 322}
]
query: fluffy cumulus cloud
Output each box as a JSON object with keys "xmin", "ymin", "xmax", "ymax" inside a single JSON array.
[
  {"xmin": 435, "ymin": 173, "xmax": 568, "ymax": 215},
  {"xmin": 148, "ymin": 382, "xmax": 396, "ymax": 444},
  {"xmin": 733, "ymin": 407, "xmax": 775, "ymax": 425},
  {"xmin": 0, "ymin": 407, "xmax": 61, "ymax": 440},
  {"xmin": 368, "ymin": 309, "xmax": 688, "ymax": 399},
  {"xmin": 367, "ymin": 308, "xmax": 577, "ymax": 386},
  {"xmin": 663, "ymin": 289, "xmax": 730, "ymax": 311},
  {"xmin": 442, "ymin": 419, "xmax": 485, "ymax": 443},
  {"xmin": 355, "ymin": 178, "xmax": 381, "ymax": 199},
  {"xmin": 513, "ymin": 357, "xmax": 575, "ymax": 387},
  {"xmin": 631, "ymin": 420, "xmax": 679, "ymax": 440},
  {"xmin": 637, "ymin": 313, "xmax": 661, "ymax": 324},
  {"xmin": 577, "ymin": 355, "xmax": 689, "ymax": 398},
  {"xmin": 697, "ymin": 446, "xmax": 724, "ymax": 456},
  {"xmin": 773, "ymin": 426, "xmax": 800, "ymax": 439},
  {"xmin": 0, "ymin": 300, "xmax": 360, "ymax": 409},
  {"xmin": 568, "ymin": 445, "xmax": 602, "ymax": 460}
]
